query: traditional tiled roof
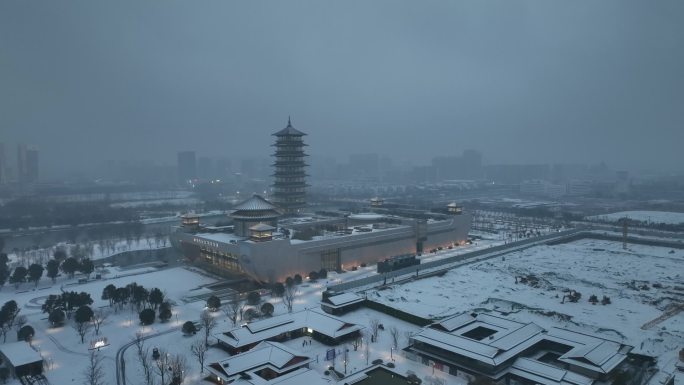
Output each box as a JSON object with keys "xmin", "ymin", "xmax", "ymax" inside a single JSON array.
[
  {"xmin": 273, "ymin": 118, "xmax": 306, "ymax": 137},
  {"xmin": 250, "ymin": 223, "xmax": 276, "ymax": 232},
  {"xmin": 233, "ymin": 195, "xmax": 279, "ymax": 212},
  {"xmin": 214, "ymin": 308, "xmax": 364, "ymax": 349}
]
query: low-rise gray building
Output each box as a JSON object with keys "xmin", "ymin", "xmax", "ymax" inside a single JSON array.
[{"xmin": 172, "ymin": 195, "xmax": 471, "ymax": 283}]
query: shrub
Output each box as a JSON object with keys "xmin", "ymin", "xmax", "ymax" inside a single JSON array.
[
  {"xmin": 318, "ymin": 268, "xmax": 328, "ymax": 279},
  {"xmin": 48, "ymin": 309, "xmax": 65, "ymax": 326},
  {"xmin": 17, "ymin": 325, "xmax": 35, "ymax": 342},
  {"xmin": 247, "ymin": 291, "xmax": 261, "ymax": 306},
  {"xmin": 272, "ymin": 282, "xmax": 285, "ymax": 297},
  {"xmin": 159, "ymin": 303, "xmax": 172, "ymax": 322},
  {"xmin": 372, "ymin": 359, "xmax": 383, "ymax": 365},
  {"xmin": 260, "ymin": 302, "xmax": 274, "ymax": 317},
  {"xmin": 243, "ymin": 308, "xmax": 258, "ymax": 321},
  {"xmin": 207, "ymin": 295, "xmax": 221, "ymax": 311},
  {"xmin": 182, "ymin": 321, "xmax": 197, "ymax": 335},
  {"xmin": 139, "ymin": 308, "xmax": 155, "ymax": 325},
  {"xmin": 294, "ymin": 274, "xmax": 302, "ymax": 285},
  {"xmin": 308, "ymin": 271, "xmax": 319, "ymax": 281}
]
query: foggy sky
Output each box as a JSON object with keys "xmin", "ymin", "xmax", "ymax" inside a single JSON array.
[{"xmin": 1, "ymin": 1, "xmax": 683, "ymax": 177}]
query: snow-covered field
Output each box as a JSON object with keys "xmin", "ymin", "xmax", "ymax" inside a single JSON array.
[
  {"xmin": 371, "ymin": 239, "xmax": 683, "ymax": 366},
  {"xmin": 588, "ymin": 210, "xmax": 684, "ymax": 225}
]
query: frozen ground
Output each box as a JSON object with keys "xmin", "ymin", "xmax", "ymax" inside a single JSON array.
[
  {"xmin": 372, "ymin": 238, "xmax": 683, "ymax": 367},
  {"xmin": 588, "ymin": 210, "xmax": 684, "ymax": 225}
]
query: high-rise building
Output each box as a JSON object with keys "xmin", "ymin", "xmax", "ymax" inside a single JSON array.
[
  {"xmin": 17, "ymin": 144, "xmax": 38, "ymax": 183},
  {"xmin": 177, "ymin": 151, "xmax": 197, "ymax": 185},
  {"xmin": 197, "ymin": 156, "xmax": 213, "ymax": 180},
  {"xmin": 271, "ymin": 118, "xmax": 308, "ymax": 215},
  {"xmin": 0, "ymin": 142, "xmax": 6, "ymax": 184}
]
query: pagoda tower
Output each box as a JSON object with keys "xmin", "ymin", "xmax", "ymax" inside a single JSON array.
[{"xmin": 271, "ymin": 118, "xmax": 309, "ymax": 214}]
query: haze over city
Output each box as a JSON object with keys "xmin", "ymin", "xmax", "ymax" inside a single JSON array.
[{"xmin": 2, "ymin": 0, "xmax": 683, "ymax": 178}]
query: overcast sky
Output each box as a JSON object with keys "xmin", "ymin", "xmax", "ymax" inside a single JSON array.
[{"xmin": 1, "ymin": 1, "xmax": 683, "ymax": 177}]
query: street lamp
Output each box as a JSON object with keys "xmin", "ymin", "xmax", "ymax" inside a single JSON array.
[{"xmin": 390, "ymin": 347, "xmax": 394, "ymax": 360}]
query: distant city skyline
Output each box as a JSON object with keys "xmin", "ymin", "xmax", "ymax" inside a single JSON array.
[{"xmin": 2, "ymin": 2, "xmax": 683, "ymax": 178}]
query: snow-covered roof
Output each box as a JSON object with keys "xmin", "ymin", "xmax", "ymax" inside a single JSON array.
[
  {"xmin": 229, "ymin": 368, "xmax": 327, "ymax": 385},
  {"xmin": 250, "ymin": 223, "xmax": 276, "ymax": 232},
  {"xmin": 0, "ymin": 342, "xmax": 43, "ymax": 367},
  {"xmin": 348, "ymin": 213, "xmax": 385, "ymax": 221},
  {"xmin": 508, "ymin": 358, "xmax": 594, "ymax": 385},
  {"xmin": 547, "ymin": 328, "xmax": 630, "ymax": 374},
  {"xmin": 193, "ymin": 232, "xmax": 245, "ymax": 244},
  {"xmin": 411, "ymin": 312, "xmax": 631, "ymax": 375},
  {"xmin": 323, "ymin": 292, "xmax": 364, "ymax": 307},
  {"xmin": 209, "ymin": 341, "xmax": 310, "ymax": 379},
  {"xmin": 215, "ymin": 308, "xmax": 364, "ymax": 349},
  {"xmin": 232, "ymin": 195, "xmax": 279, "ymax": 212}
]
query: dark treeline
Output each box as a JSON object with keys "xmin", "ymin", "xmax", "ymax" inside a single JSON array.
[{"xmin": 0, "ymin": 199, "xmax": 138, "ymax": 230}]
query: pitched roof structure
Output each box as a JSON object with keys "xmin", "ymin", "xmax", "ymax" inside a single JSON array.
[
  {"xmin": 232, "ymin": 195, "xmax": 279, "ymax": 212},
  {"xmin": 208, "ymin": 341, "xmax": 310, "ymax": 379},
  {"xmin": 214, "ymin": 308, "xmax": 364, "ymax": 349},
  {"xmin": 0, "ymin": 342, "xmax": 43, "ymax": 367},
  {"xmin": 273, "ymin": 117, "xmax": 306, "ymax": 137},
  {"xmin": 409, "ymin": 312, "xmax": 632, "ymax": 379}
]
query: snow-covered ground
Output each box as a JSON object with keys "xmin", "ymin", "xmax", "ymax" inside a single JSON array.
[
  {"xmin": 371, "ymin": 238, "xmax": 683, "ymax": 369},
  {"xmin": 2, "ymin": 236, "xmax": 681, "ymax": 385},
  {"xmin": 588, "ymin": 210, "xmax": 684, "ymax": 225},
  {"xmin": 0, "ymin": 266, "xmax": 216, "ymax": 385}
]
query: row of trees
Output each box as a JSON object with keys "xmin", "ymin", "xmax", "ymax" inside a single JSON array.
[
  {"xmin": 139, "ymin": 302, "xmax": 174, "ymax": 325},
  {"xmin": 0, "ymin": 253, "xmax": 96, "ymax": 290},
  {"xmin": 101, "ymin": 282, "xmax": 166, "ymax": 312}
]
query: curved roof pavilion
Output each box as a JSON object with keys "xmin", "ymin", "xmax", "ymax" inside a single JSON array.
[{"xmin": 230, "ymin": 194, "xmax": 281, "ymax": 220}]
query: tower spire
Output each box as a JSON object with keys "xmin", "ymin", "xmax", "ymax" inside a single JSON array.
[{"xmin": 287, "ymin": 116, "xmax": 292, "ymax": 127}]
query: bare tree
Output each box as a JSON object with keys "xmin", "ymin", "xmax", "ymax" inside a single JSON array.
[
  {"xmin": 190, "ymin": 339, "xmax": 208, "ymax": 374},
  {"xmin": 282, "ymin": 284, "xmax": 299, "ymax": 313},
  {"xmin": 92, "ymin": 309, "xmax": 109, "ymax": 336},
  {"xmin": 170, "ymin": 354, "xmax": 188, "ymax": 384},
  {"xmin": 225, "ymin": 300, "xmax": 242, "ymax": 327},
  {"xmin": 200, "ymin": 310, "xmax": 217, "ymax": 346},
  {"xmin": 352, "ymin": 333, "xmax": 363, "ymax": 351},
  {"xmin": 369, "ymin": 319, "xmax": 380, "ymax": 341},
  {"xmin": 389, "ymin": 326, "xmax": 400, "ymax": 349},
  {"xmin": 14, "ymin": 315, "xmax": 28, "ymax": 332},
  {"xmin": 404, "ymin": 330, "xmax": 415, "ymax": 346},
  {"xmin": 83, "ymin": 350, "xmax": 107, "ymax": 385},
  {"xmin": 153, "ymin": 348, "xmax": 169, "ymax": 385},
  {"xmin": 74, "ymin": 319, "xmax": 93, "ymax": 344},
  {"xmin": 133, "ymin": 333, "xmax": 154, "ymax": 385}
]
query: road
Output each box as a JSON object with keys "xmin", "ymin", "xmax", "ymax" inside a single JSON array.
[{"xmin": 115, "ymin": 326, "xmax": 180, "ymax": 385}]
